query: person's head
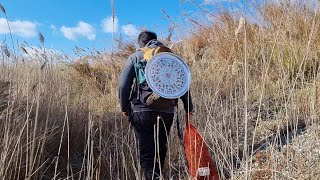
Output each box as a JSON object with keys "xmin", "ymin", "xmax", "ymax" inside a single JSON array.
[{"xmin": 138, "ymin": 31, "xmax": 157, "ymax": 48}]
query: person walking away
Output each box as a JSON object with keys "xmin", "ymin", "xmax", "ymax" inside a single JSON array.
[{"xmin": 119, "ymin": 31, "xmax": 194, "ymax": 180}]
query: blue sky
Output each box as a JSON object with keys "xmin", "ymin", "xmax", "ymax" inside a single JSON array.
[{"xmin": 0, "ymin": 0, "xmax": 245, "ymax": 55}]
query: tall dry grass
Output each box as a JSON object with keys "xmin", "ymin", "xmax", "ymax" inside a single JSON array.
[{"xmin": 0, "ymin": 0, "xmax": 320, "ymax": 179}]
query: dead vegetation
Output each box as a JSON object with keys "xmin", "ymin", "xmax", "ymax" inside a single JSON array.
[{"xmin": 0, "ymin": 0, "xmax": 319, "ymax": 179}]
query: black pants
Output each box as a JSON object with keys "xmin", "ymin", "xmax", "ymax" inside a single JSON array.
[{"xmin": 132, "ymin": 111, "xmax": 174, "ymax": 180}]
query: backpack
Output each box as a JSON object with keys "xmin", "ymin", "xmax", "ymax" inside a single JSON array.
[{"xmin": 134, "ymin": 45, "xmax": 178, "ymax": 110}]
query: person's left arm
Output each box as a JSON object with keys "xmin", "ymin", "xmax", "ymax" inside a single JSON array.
[{"xmin": 119, "ymin": 54, "xmax": 136, "ymax": 114}]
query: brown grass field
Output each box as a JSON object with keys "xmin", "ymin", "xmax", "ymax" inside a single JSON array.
[{"xmin": 0, "ymin": 0, "xmax": 320, "ymax": 179}]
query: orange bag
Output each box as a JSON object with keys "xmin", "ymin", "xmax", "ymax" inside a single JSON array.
[{"xmin": 184, "ymin": 115, "xmax": 219, "ymax": 180}]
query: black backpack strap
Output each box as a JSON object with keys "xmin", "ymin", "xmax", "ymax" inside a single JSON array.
[{"xmin": 133, "ymin": 57, "xmax": 143, "ymax": 102}]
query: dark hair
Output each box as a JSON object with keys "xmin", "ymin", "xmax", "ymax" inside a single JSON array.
[{"xmin": 138, "ymin": 31, "xmax": 157, "ymax": 48}]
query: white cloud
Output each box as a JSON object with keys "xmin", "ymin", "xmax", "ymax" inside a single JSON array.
[
  {"xmin": 102, "ymin": 16, "xmax": 118, "ymax": 33},
  {"xmin": 60, "ymin": 21, "xmax": 96, "ymax": 41},
  {"xmin": 0, "ymin": 18, "xmax": 38, "ymax": 38},
  {"xmin": 122, "ymin": 24, "xmax": 139, "ymax": 37},
  {"xmin": 50, "ymin": 24, "xmax": 58, "ymax": 34},
  {"xmin": 50, "ymin": 24, "xmax": 56, "ymax": 31}
]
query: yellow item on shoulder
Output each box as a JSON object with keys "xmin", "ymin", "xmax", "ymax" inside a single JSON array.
[{"xmin": 140, "ymin": 46, "xmax": 172, "ymax": 60}]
